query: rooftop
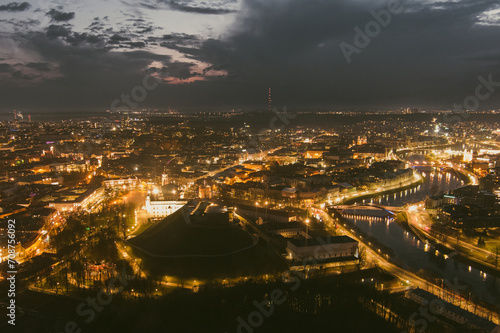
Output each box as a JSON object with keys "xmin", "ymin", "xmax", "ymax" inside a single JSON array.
[{"xmin": 288, "ymin": 235, "xmax": 357, "ymax": 248}]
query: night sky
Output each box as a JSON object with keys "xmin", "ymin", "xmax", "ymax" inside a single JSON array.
[{"xmin": 1, "ymin": 0, "xmax": 500, "ymax": 112}]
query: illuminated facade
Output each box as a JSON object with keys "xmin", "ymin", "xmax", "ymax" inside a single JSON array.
[
  {"xmin": 145, "ymin": 196, "xmax": 186, "ymax": 218},
  {"xmin": 49, "ymin": 187, "xmax": 104, "ymax": 212},
  {"xmin": 286, "ymin": 236, "xmax": 358, "ymax": 261},
  {"xmin": 463, "ymin": 149, "xmax": 473, "ymax": 163}
]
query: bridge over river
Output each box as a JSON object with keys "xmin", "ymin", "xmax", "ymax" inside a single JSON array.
[{"xmin": 330, "ymin": 203, "xmax": 402, "ymax": 222}]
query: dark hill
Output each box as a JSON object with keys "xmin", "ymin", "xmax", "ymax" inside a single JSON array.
[{"xmin": 127, "ymin": 207, "xmax": 286, "ymax": 279}]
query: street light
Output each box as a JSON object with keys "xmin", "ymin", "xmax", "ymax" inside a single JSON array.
[
  {"xmin": 305, "ymin": 218, "xmax": 310, "ymax": 246},
  {"xmin": 255, "ymin": 202, "xmax": 259, "ymax": 222}
]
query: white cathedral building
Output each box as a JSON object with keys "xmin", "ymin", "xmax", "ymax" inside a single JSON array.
[
  {"xmin": 145, "ymin": 177, "xmax": 187, "ymax": 218},
  {"xmin": 145, "ymin": 195, "xmax": 186, "ymax": 218}
]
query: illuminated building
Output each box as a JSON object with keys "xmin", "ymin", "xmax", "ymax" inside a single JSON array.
[{"xmin": 286, "ymin": 235, "xmax": 358, "ymax": 261}]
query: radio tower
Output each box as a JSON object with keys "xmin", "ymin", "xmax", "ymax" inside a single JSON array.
[{"xmin": 268, "ymin": 88, "xmax": 272, "ymax": 111}]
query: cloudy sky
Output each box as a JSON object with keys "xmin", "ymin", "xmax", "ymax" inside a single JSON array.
[{"xmin": 1, "ymin": 0, "xmax": 500, "ymax": 112}]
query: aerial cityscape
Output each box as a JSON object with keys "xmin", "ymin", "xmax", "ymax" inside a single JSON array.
[{"xmin": 1, "ymin": 1, "xmax": 500, "ymax": 333}]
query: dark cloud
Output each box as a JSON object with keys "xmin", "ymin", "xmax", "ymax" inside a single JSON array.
[
  {"xmin": 66, "ymin": 32, "xmax": 104, "ymax": 46},
  {"xmin": 158, "ymin": 33, "xmax": 201, "ymax": 55},
  {"xmin": 137, "ymin": 26, "xmax": 153, "ymax": 33},
  {"xmin": 127, "ymin": 41, "xmax": 146, "ymax": 48},
  {"xmin": 162, "ymin": 33, "xmax": 198, "ymax": 42},
  {"xmin": 178, "ymin": 0, "xmax": 500, "ymax": 109},
  {"xmin": 11, "ymin": 70, "xmax": 36, "ymax": 80},
  {"xmin": 84, "ymin": 15, "xmax": 159, "ymax": 47},
  {"xmin": 24, "ymin": 62, "xmax": 51, "ymax": 71},
  {"xmin": 0, "ymin": 63, "xmax": 43, "ymax": 81},
  {"xmin": 46, "ymin": 9, "xmax": 75, "ymax": 22},
  {"xmin": 2, "ymin": 0, "xmax": 500, "ymax": 112},
  {"xmin": 139, "ymin": 2, "xmax": 158, "ymax": 10},
  {"xmin": 0, "ymin": 62, "xmax": 55, "ymax": 82},
  {"xmin": 46, "ymin": 25, "xmax": 72, "ymax": 38},
  {"xmin": 0, "ymin": 30, "xmax": 174, "ymax": 110},
  {"xmin": 0, "ymin": 17, "xmax": 40, "ymax": 30},
  {"xmin": 87, "ymin": 18, "xmax": 105, "ymax": 32},
  {"xmin": 149, "ymin": 61, "xmax": 196, "ymax": 79},
  {"xmin": 109, "ymin": 34, "xmax": 130, "ymax": 44},
  {"xmin": 0, "ymin": 2, "xmax": 31, "ymax": 12},
  {"xmin": 0, "ymin": 63, "xmax": 14, "ymax": 73},
  {"xmin": 158, "ymin": 0, "xmax": 237, "ymax": 14}
]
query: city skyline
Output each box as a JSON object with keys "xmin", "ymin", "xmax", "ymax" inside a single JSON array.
[{"xmin": 2, "ymin": 111, "xmax": 500, "ymax": 333}]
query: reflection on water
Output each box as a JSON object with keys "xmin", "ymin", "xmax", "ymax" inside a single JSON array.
[
  {"xmin": 350, "ymin": 171, "xmax": 500, "ymax": 305},
  {"xmin": 354, "ymin": 170, "xmax": 464, "ymax": 207},
  {"xmin": 352, "ymin": 217, "xmax": 500, "ymax": 305}
]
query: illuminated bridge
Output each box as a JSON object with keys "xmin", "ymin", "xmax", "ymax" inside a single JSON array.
[{"xmin": 329, "ymin": 203, "xmax": 401, "ymax": 222}]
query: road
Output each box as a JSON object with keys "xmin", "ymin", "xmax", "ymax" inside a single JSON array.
[
  {"xmin": 329, "ymin": 172, "xmax": 423, "ymax": 205},
  {"xmin": 406, "ymin": 205, "xmax": 499, "ymax": 271},
  {"xmin": 317, "ymin": 207, "xmax": 500, "ymax": 324}
]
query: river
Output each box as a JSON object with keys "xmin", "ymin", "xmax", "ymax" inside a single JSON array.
[
  {"xmin": 355, "ymin": 169, "xmax": 464, "ymax": 207},
  {"xmin": 350, "ymin": 169, "xmax": 500, "ymax": 306}
]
